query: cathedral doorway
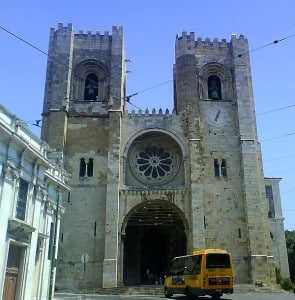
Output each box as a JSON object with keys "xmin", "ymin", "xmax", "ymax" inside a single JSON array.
[{"xmin": 122, "ymin": 200, "xmax": 187, "ymax": 286}]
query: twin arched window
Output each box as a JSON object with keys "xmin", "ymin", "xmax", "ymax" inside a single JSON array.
[
  {"xmin": 214, "ymin": 159, "xmax": 227, "ymax": 177},
  {"xmin": 79, "ymin": 158, "xmax": 93, "ymax": 177}
]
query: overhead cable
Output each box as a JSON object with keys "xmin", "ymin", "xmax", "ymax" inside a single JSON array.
[
  {"xmin": 257, "ymin": 104, "xmax": 295, "ymax": 115},
  {"xmin": 261, "ymin": 132, "xmax": 295, "ymax": 142},
  {"xmin": 237, "ymin": 34, "xmax": 295, "ymax": 58}
]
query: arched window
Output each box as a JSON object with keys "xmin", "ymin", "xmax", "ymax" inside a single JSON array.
[
  {"xmin": 79, "ymin": 158, "xmax": 94, "ymax": 178},
  {"xmin": 208, "ymin": 75, "xmax": 222, "ymax": 100},
  {"xmin": 72, "ymin": 60, "xmax": 109, "ymax": 101},
  {"xmin": 214, "ymin": 159, "xmax": 219, "ymax": 177},
  {"xmin": 214, "ymin": 158, "xmax": 227, "ymax": 177},
  {"xmin": 87, "ymin": 158, "xmax": 93, "ymax": 177},
  {"xmin": 221, "ymin": 159, "xmax": 227, "ymax": 176},
  {"xmin": 84, "ymin": 73, "xmax": 99, "ymax": 100},
  {"xmin": 16, "ymin": 178, "xmax": 29, "ymax": 220},
  {"xmin": 79, "ymin": 158, "xmax": 86, "ymax": 177}
]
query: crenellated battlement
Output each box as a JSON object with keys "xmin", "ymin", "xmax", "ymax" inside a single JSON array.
[
  {"xmin": 175, "ymin": 31, "xmax": 248, "ymax": 57},
  {"xmin": 50, "ymin": 22, "xmax": 123, "ymax": 40},
  {"xmin": 76, "ymin": 25, "xmax": 123, "ymax": 37},
  {"xmin": 124, "ymin": 108, "xmax": 176, "ymax": 118}
]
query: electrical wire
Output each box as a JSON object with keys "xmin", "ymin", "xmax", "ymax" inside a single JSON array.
[
  {"xmin": 0, "ymin": 26, "xmax": 109, "ymax": 87},
  {"xmin": 257, "ymin": 104, "xmax": 295, "ymax": 115},
  {"xmin": 2, "ymin": 25, "xmax": 293, "ymax": 105},
  {"xmin": 257, "ymin": 105, "xmax": 295, "ymax": 144},
  {"xmin": 1, "ymin": 25, "xmax": 295, "ymax": 137},
  {"xmin": 125, "ymin": 80, "xmax": 172, "ymax": 109},
  {"xmin": 237, "ymin": 34, "xmax": 295, "ymax": 58},
  {"xmin": 264, "ymin": 155, "xmax": 295, "ymax": 162},
  {"xmin": 260, "ymin": 132, "xmax": 295, "ymax": 142},
  {"xmin": 0, "ymin": 25, "xmax": 171, "ymax": 107},
  {"xmin": 135, "ymin": 80, "xmax": 172, "ymax": 95}
]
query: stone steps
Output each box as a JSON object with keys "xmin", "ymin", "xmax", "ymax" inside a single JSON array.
[
  {"xmin": 72, "ymin": 284, "xmax": 285, "ymax": 295},
  {"xmin": 93, "ymin": 285, "xmax": 163, "ymax": 295}
]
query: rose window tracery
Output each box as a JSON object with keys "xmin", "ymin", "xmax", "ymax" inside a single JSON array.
[
  {"xmin": 128, "ymin": 137, "xmax": 181, "ymax": 185},
  {"xmin": 136, "ymin": 145, "xmax": 173, "ymax": 179}
]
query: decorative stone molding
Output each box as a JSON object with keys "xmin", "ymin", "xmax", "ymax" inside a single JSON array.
[
  {"xmin": 8, "ymin": 217, "xmax": 36, "ymax": 244},
  {"xmin": 3, "ymin": 159, "xmax": 20, "ymax": 181},
  {"xmin": 120, "ymin": 188, "xmax": 190, "ymax": 203},
  {"xmin": 33, "ymin": 183, "xmax": 47, "ymax": 203}
]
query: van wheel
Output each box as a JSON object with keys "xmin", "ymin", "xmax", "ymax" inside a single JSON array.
[
  {"xmin": 164, "ymin": 287, "xmax": 173, "ymax": 298},
  {"xmin": 212, "ymin": 294, "xmax": 221, "ymax": 300}
]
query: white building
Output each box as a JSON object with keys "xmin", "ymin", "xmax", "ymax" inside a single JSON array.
[{"xmin": 0, "ymin": 104, "xmax": 70, "ymax": 300}]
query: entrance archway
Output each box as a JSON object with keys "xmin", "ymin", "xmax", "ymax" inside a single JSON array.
[{"xmin": 122, "ymin": 200, "xmax": 188, "ymax": 285}]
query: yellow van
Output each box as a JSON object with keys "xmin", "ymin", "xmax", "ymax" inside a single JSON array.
[{"xmin": 164, "ymin": 248, "xmax": 233, "ymax": 300}]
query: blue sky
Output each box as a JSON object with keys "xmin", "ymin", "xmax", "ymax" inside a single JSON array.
[{"xmin": 0, "ymin": 0, "xmax": 294, "ymax": 230}]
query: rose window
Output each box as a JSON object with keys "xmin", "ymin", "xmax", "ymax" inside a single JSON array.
[
  {"xmin": 129, "ymin": 141, "xmax": 180, "ymax": 184},
  {"xmin": 136, "ymin": 145, "xmax": 173, "ymax": 179}
]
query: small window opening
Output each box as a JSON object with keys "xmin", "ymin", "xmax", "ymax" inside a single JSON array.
[
  {"xmin": 87, "ymin": 158, "xmax": 94, "ymax": 177},
  {"xmin": 221, "ymin": 159, "xmax": 227, "ymax": 176},
  {"xmin": 214, "ymin": 159, "xmax": 219, "ymax": 177},
  {"xmin": 208, "ymin": 75, "xmax": 222, "ymax": 100},
  {"xmin": 238, "ymin": 228, "xmax": 242, "ymax": 239},
  {"xmin": 214, "ymin": 158, "xmax": 227, "ymax": 177},
  {"xmin": 80, "ymin": 158, "xmax": 94, "ymax": 178},
  {"xmin": 79, "ymin": 158, "xmax": 86, "ymax": 177},
  {"xmin": 61, "ymin": 232, "xmax": 64, "ymax": 243},
  {"xmin": 16, "ymin": 178, "xmax": 29, "ymax": 220},
  {"xmin": 94, "ymin": 221, "xmax": 97, "ymax": 236},
  {"xmin": 84, "ymin": 73, "xmax": 98, "ymax": 100}
]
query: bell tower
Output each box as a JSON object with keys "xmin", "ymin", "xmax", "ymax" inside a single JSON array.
[
  {"xmin": 41, "ymin": 23, "xmax": 126, "ymax": 155},
  {"xmin": 173, "ymin": 32, "xmax": 274, "ymax": 284},
  {"xmin": 41, "ymin": 23, "xmax": 126, "ymax": 288}
]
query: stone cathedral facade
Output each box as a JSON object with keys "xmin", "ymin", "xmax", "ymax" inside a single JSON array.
[{"xmin": 40, "ymin": 23, "xmax": 289, "ymax": 290}]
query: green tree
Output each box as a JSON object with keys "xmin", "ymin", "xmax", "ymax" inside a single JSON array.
[{"xmin": 285, "ymin": 230, "xmax": 295, "ymax": 283}]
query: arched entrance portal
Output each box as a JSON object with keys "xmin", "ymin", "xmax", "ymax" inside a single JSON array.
[{"xmin": 123, "ymin": 200, "xmax": 187, "ymax": 285}]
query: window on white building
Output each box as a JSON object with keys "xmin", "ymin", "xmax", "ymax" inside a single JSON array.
[{"xmin": 15, "ymin": 178, "xmax": 29, "ymax": 220}]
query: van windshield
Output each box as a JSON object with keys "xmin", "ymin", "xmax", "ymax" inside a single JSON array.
[
  {"xmin": 170, "ymin": 255, "xmax": 202, "ymax": 275},
  {"xmin": 206, "ymin": 253, "xmax": 230, "ymax": 269}
]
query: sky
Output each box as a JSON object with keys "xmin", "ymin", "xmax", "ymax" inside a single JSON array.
[{"xmin": 0, "ymin": 0, "xmax": 294, "ymax": 230}]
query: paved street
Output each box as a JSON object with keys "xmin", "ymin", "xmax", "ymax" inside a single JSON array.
[{"xmin": 54, "ymin": 292, "xmax": 295, "ymax": 300}]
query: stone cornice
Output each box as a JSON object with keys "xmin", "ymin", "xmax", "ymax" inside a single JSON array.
[{"xmin": 120, "ymin": 188, "xmax": 190, "ymax": 201}]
